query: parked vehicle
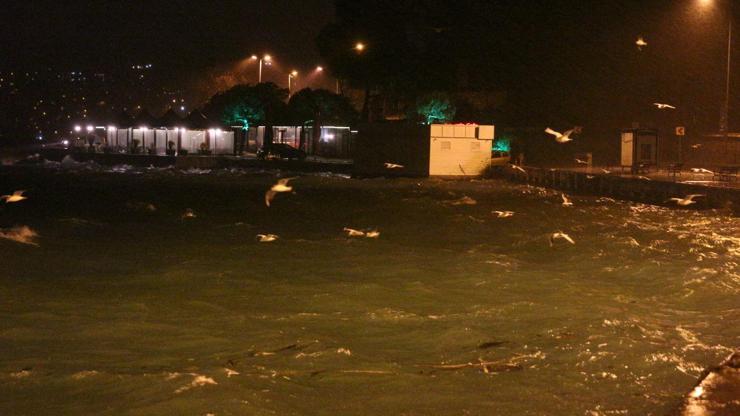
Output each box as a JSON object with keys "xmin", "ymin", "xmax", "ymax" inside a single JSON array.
[
  {"xmin": 491, "ymin": 150, "xmax": 511, "ymax": 166},
  {"xmin": 257, "ymin": 143, "xmax": 307, "ymax": 161}
]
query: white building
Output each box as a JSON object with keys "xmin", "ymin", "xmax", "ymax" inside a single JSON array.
[
  {"xmin": 428, "ymin": 124, "xmax": 494, "ymax": 176},
  {"xmin": 354, "ymin": 123, "xmax": 495, "ymax": 177}
]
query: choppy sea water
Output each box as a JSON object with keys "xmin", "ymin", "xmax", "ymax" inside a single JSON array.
[{"xmin": 0, "ymin": 165, "xmax": 738, "ymax": 415}]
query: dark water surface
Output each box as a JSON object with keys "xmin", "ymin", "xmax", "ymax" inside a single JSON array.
[{"xmin": 0, "ymin": 165, "xmax": 738, "ymax": 415}]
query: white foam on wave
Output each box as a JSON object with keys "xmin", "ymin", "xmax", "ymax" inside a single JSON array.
[{"xmin": 174, "ymin": 373, "xmax": 218, "ymax": 394}]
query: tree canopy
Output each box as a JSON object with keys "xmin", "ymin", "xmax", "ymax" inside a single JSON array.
[
  {"xmin": 416, "ymin": 92, "xmax": 456, "ymax": 124},
  {"xmin": 287, "ymin": 88, "xmax": 358, "ymax": 126},
  {"xmin": 201, "ymin": 82, "xmax": 288, "ymax": 129}
]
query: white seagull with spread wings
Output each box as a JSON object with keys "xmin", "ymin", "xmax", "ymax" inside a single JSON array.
[{"xmin": 545, "ymin": 128, "xmax": 575, "ymax": 143}]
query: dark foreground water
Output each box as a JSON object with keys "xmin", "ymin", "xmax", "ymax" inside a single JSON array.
[{"xmin": 0, "ymin": 164, "xmax": 738, "ymax": 415}]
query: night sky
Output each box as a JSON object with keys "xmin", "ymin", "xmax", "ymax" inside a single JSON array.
[
  {"xmin": 1, "ymin": 0, "xmax": 738, "ymax": 132},
  {"xmin": 2, "ymin": 1, "xmax": 335, "ymax": 74}
]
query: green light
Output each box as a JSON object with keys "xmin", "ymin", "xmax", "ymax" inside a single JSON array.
[
  {"xmin": 416, "ymin": 93, "xmax": 455, "ymax": 125},
  {"xmin": 493, "ymin": 137, "xmax": 511, "ymax": 152}
]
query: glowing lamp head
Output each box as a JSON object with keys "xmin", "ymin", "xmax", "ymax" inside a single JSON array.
[
  {"xmin": 291, "ymin": 70, "xmax": 298, "ymax": 77},
  {"xmin": 74, "ymin": 125, "xmax": 81, "ymax": 132},
  {"xmin": 140, "ymin": 126, "xmax": 147, "ymax": 131},
  {"xmin": 250, "ymin": 55, "xmax": 258, "ymax": 60},
  {"xmin": 355, "ymin": 42, "xmax": 365, "ymax": 52},
  {"xmin": 62, "ymin": 139, "xmax": 69, "ymax": 146},
  {"xmin": 263, "ymin": 54, "xmax": 272, "ymax": 62},
  {"xmin": 316, "ymin": 66, "xmax": 324, "ymax": 72},
  {"xmin": 86, "ymin": 125, "xmax": 93, "ymax": 132}
]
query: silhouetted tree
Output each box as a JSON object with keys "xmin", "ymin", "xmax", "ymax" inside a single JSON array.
[
  {"xmin": 201, "ymin": 82, "xmax": 288, "ymax": 146},
  {"xmin": 288, "ymin": 88, "xmax": 358, "ymax": 150}
]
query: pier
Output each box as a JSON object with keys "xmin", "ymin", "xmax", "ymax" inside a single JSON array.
[{"xmin": 491, "ymin": 165, "xmax": 740, "ymax": 214}]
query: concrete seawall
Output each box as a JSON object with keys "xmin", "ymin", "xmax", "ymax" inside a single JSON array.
[
  {"xmin": 490, "ymin": 166, "xmax": 740, "ymax": 215},
  {"xmin": 34, "ymin": 150, "xmax": 352, "ymax": 174},
  {"xmin": 674, "ymin": 352, "xmax": 740, "ymax": 416}
]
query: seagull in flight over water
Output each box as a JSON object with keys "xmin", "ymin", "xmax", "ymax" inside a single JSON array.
[
  {"xmin": 256, "ymin": 234, "xmax": 278, "ymax": 242},
  {"xmin": 550, "ymin": 232, "xmax": 575, "ymax": 246},
  {"xmin": 384, "ymin": 162, "xmax": 404, "ymax": 169},
  {"xmin": 653, "ymin": 103, "xmax": 676, "ymax": 110},
  {"xmin": 343, "ymin": 227, "xmax": 365, "ymax": 237},
  {"xmin": 668, "ymin": 194, "xmax": 704, "ymax": 206},
  {"xmin": 545, "ymin": 128, "xmax": 575, "ymax": 143},
  {"xmin": 492, "ymin": 210, "xmax": 514, "ymax": 218},
  {"xmin": 1, "ymin": 190, "xmax": 27, "ymax": 203},
  {"xmin": 265, "ymin": 177, "xmax": 297, "ymax": 207},
  {"xmin": 561, "ymin": 194, "xmax": 573, "ymax": 207},
  {"xmin": 636, "ymin": 36, "xmax": 648, "ymax": 50},
  {"xmin": 510, "ymin": 164, "xmax": 527, "ymax": 174}
]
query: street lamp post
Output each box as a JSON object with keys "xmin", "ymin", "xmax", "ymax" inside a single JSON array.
[
  {"xmin": 253, "ymin": 54, "xmax": 272, "ymax": 83},
  {"xmin": 719, "ymin": 5, "xmax": 732, "ymax": 136},
  {"xmin": 288, "ymin": 70, "xmax": 298, "ymax": 94}
]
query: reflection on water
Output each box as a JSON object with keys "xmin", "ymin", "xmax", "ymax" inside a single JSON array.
[{"xmin": 0, "ymin": 167, "xmax": 738, "ymax": 415}]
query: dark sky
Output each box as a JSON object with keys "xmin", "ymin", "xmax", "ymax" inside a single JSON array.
[
  {"xmin": 1, "ymin": 0, "xmax": 335, "ymax": 74},
  {"xmin": 2, "ymin": 0, "xmax": 737, "ymax": 131}
]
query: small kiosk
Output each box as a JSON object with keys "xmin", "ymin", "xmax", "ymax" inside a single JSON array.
[{"xmin": 621, "ymin": 128, "xmax": 658, "ymax": 173}]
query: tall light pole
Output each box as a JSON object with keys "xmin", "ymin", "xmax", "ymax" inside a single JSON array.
[
  {"xmin": 288, "ymin": 70, "xmax": 298, "ymax": 94},
  {"xmin": 252, "ymin": 54, "xmax": 272, "ymax": 83},
  {"xmin": 700, "ymin": 0, "xmax": 733, "ymax": 135}
]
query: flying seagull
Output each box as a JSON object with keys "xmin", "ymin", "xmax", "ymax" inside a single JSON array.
[
  {"xmin": 691, "ymin": 168, "xmax": 713, "ymax": 174},
  {"xmin": 601, "ymin": 168, "xmax": 612, "ymax": 174},
  {"xmin": 668, "ymin": 194, "xmax": 704, "ymax": 206},
  {"xmin": 0, "ymin": 225, "xmax": 39, "ymax": 246},
  {"xmin": 550, "ymin": 231, "xmax": 575, "ymax": 246},
  {"xmin": 575, "ymin": 158, "xmax": 588, "ymax": 165},
  {"xmin": 511, "ymin": 164, "xmax": 527, "ymax": 174},
  {"xmin": 384, "ymin": 162, "xmax": 404, "ymax": 169},
  {"xmin": 256, "ymin": 234, "xmax": 279, "ymax": 242},
  {"xmin": 181, "ymin": 208, "xmax": 196, "ymax": 219},
  {"xmin": 1, "ymin": 190, "xmax": 27, "ymax": 203},
  {"xmin": 691, "ymin": 144, "xmax": 702, "ymax": 149},
  {"xmin": 265, "ymin": 177, "xmax": 297, "ymax": 207},
  {"xmin": 492, "ymin": 210, "xmax": 514, "ymax": 218},
  {"xmin": 545, "ymin": 128, "xmax": 575, "ymax": 143},
  {"xmin": 653, "ymin": 103, "xmax": 676, "ymax": 110},
  {"xmin": 561, "ymin": 194, "xmax": 573, "ymax": 207},
  {"xmin": 636, "ymin": 36, "xmax": 648, "ymax": 50},
  {"xmin": 365, "ymin": 230, "xmax": 380, "ymax": 238},
  {"xmin": 343, "ymin": 227, "xmax": 365, "ymax": 237}
]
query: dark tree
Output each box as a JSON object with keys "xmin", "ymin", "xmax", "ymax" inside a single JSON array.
[
  {"xmin": 201, "ymin": 82, "xmax": 288, "ymax": 146},
  {"xmin": 287, "ymin": 88, "xmax": 358, "ymax": 150}
]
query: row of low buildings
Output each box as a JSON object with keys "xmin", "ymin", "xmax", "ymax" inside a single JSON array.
[
  {"xmin": 70, "ymin": 111, "xmax": 501, "ymax": 177},
  {"xmin": 71, "ymin": 110, "xmax": 356, "ymax": 158}
]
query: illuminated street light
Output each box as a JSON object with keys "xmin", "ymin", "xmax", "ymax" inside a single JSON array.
[
  {"xmin": 315, "ymin": 65, "xmax": 340, "ymax": 94},
  {"xmin": 288, "ymin": 70, "xmax": 298, "ymax": 94},
  {"xmin": 86, "ymin": 125, "xmax": 93, "ymax": 132},
  {"xmin": 258, "ymin": 54, "xmax": 272, "ymax": 83},
  {"xmin": 74, "ymin": 125, "xmax": 81, "ymax": 132},
  {"xmin": 355, "ymin": 42, "xmax": 365, "ymax": 52}
]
